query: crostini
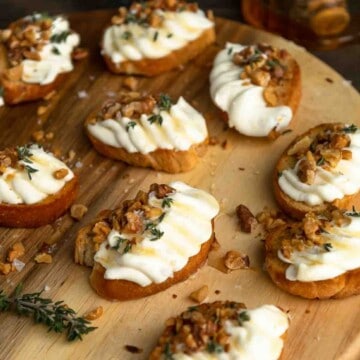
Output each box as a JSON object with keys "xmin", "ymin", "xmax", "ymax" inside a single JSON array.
[
  {"xmin": 0, "ymin": 13, "xmax": 81, "ymax": 104},
  {"xmin": 0, "ymin": 144, "xmax": 77, "ymax": 227},
  {"xmin": 101, "ymin": 0, "xmax": 215, "ymax": 76},
  {"xmin": 265, "ymin": 208, "xmax": 360, "ymax": 299},
  {"xmin": 75, "ymin": 181, "xmax": 219, "ymax": 300},
  {"xmin": 149, "ymin": 301, "xmax": 289, "ymax": 360},
  {"xmin": 85, "ymin": 92, "xmax": 208, "ymax": 173},
  {"xmin": 210, "ymin": 43, "xmax": 301, "ymax": 137},
  {"xmin": 274, "ymin": 123, "xmax": 360, "ymax": 219}
]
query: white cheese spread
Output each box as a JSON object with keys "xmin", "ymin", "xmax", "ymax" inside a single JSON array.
[
  {"xmin": 102, "ymin": 10, "xmax": 213, "ymax": 63},
  {"xmin": 0, "ymin": 144, "xmax": 74, "ymax": 205},
  {"xmin": 210, "ymin": 43, "xmax": 292, "ymax": 137},
  {"xmin": 172, "ymin": 305, "xmax": 289, "ymax": 360},
  {"xmin": 278, "ymin": 214, "xmax": 360, "ymax": 282},
  {"xmin": 21, "ymin": 16, "xmax": 80, "ymax": 85},
  {"xmin": 87, "ymin": 97, "xmax": 208, "ymax": 154},
  {"xmin": 278, "ymin": 130, "xmax": 360, "ymax": 206},
  {"xmin": 94, "ymin": 181, "xmax": 219, "ymax": 286}
]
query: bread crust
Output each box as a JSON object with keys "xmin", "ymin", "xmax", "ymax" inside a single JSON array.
[
  {"xmin": 84, "ymin": 110, "xmax": 208, "ymax": 173},
  {"xmin": 0, "ymin": 176, "xmax": 78, "ymax": 228},
  {"xmin": 102, "ymin": 26, "xmax": 215, "ymax": 76},
  {"xmin": 89, "ymin": 234, "xmax": 214, "ymax": 301},
  {"xmin": 273, "ymin": 123, "xmax": 359, "ymax": 219},
  {"xmin": 217, "ymin": 47, "xmax": 301, "ymax": 137},
  {"xmin": 265, "ymin": 224, "xmax": 360, "ymax": 299}
]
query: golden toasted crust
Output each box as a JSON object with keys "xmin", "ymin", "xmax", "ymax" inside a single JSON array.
[
  {"xmin": 0, "ymin": 44, "xmax": 69, "ymax": 105},
  {"xmin": 273, "ymin": 123, "xmax": 359, "ymax": 220},
  {"xmin": 0, "ymin": 176, "xmax": 78, "ymax": 228},
  {"xmin": 84, "ymin": 109, "xmax": 208, "ymax": 173},
  {"xmin": 265, "ymin": 223, "xmax": 360, "ymax": 299},
  {"xmin": 102, "ymin": 26, "xmax": 215, "ymax": 76},
  {"xmin": 219, "ymin": 48, "xmax": 301, "ymax": 136},
  {"xmin": 89, "ymin": 235, "xmax": 214, "ymax": 301}
]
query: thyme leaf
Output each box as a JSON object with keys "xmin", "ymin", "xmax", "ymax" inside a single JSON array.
[
  {"xmin": 148, "ymin": 114, "xmax": 163, "ymax": 125},
  {"xmin": 52, "ymin": 47, "xmax": 60, "ymax": 55},
  {"xmin": 343, "ymin": 124, "xmax": 358, "ymax": 134},
  {"xmin": 238, "ymin": 310, "xmax": 251, "ymax": 325},
  {"xmin": 121, "ymin": 30, "xmax": 132, "ymax": 40},
  {"xmin": 207, "ymin": 340, "xmax": 224, "ymax": 353},
  {"xmin": 316, "ymin": 157, "xmax": 325, "ymax": 166},
  {"xmin": 50, "ymin": 31, "xmax": 71, "ymax": 43},
  {"xmin": 323, "ymin": 243, "xmax": 333, "ymax": 252},
  {"xmin": 161, "ymin": 197, "xmax": 173, "ymax": 209},
  {"xmin": 150, "ymin": 228, "xmax": 164, "ymax": 241},
  {"xmin": 126, "ymin": 121, "xmax": 137, "ymax": 131},
  {"xmin": 0, "ymin": 285, "xmax": 96, "ymax": 341},
  {"xmin": 153, "ymin": 31, "xmax": 159, "ymax": 42}
]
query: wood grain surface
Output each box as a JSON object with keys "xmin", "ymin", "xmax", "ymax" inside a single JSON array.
[{"xmin": 0, "ymin": 10, "xmax": 360, "ymax": 360}]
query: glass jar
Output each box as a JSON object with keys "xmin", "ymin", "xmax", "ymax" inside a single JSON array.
[{"xmin": 242, "ymin": 0, "xmax": 360, "ymax": 50}]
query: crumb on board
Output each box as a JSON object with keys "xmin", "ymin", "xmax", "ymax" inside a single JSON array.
[
  {"xmin": 189, "ymin": 285, "xmax": 209, "ymax": 303},
  {"xmin": 70, "ymin": 204, "xmax": 88, "ymax": 221}
]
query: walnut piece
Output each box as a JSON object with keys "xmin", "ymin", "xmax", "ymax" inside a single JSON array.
[
  {"xmin": 7, "ymin": 242, "xmax": 25, "ymax": 262},
  {"xmin": 224, "ymin": 250, "xmax": 250, "ymax": 271},
  {"xmin": 150, "ymin": 183, "xmax": 174, "ymax": 198},
  {"xmin": 70, "ymin": 204, "xmax": 88, "ymax": 221},
  {"xmin": 189, "ymin": 285, "xmax": 209, "ymax": 303},
  {"xmin": 287, "ymin": 136, "xmax": 312, "ymax": 156},
  {"xmin": 0, "ymin": 262, "xmax": 12, "ymax": 275},
  {"xmin": 236, "ymin": 204, "xmax": 257, "ymax": 233},
  {"xmin": 297, "ymin": 151, "xmax": 316, "ymax": 184},
  {"xmin": 84, "ymin": 306, "xmax": 104, "ymax": 321},
  {"xmin": 123, "ymin": 76, "xmax": 138, "ymax": 91},
  {"xmin": 34, "ymin": 253, "xmax": 53, "ymax": 264}
]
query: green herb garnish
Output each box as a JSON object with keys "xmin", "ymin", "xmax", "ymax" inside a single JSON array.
[
  {"xmin": 207, "ymin": 340, "xmax": 224, "ymax": 353},
  {"xmin": 316, "ymin": 157, "xmax": 325, "ymax": 166},
  {"xmin": 343, "ymin": 124, "xmax": 358, "ymax": 134},
  {"xmin": 188, "ymin": 305, "xmax": 198, "ymax": 312},
  {"xmin": 150, "ymin": 228, "xmax": 164, "ymax": 241},
  {"xmin": 148, "ymin": 114, "xmax": 163, "ymax": 125},
  {"xmin": 111, "ymin": 236, "xmax": 127, "ymax": 250},
  {"xmin": 126, "ymin": 121, "xmax": 137, "ymax": 131},
  {"xmin": 161, "ymin": 197, "xmax": 173, "ymax": 209},
  {"xmin": 167, "ymin": 33, "xmax": 173, "ymax": 38},
  {"xmin": 16, "ymin": 145, "xmax": 38, "ymax": 180},
  {"xmin": 123, "ymin": 242, "xmax": 132, "ymax": 253},
  {"xmin": 24, "ymin": 165, "xmax": 38, "ymax": 180},
  {"xmin": 52, "ymin": 46, "xmax": 60, "ymax": 55},
  {"xmin": 164, "ymin": 343, "xmax": 174, "ymax": 360},
  {"xmin": 153, "ymin": 31, "xmax": 159, "ymax": 42},
  {"xmin": 121, "ymin": 30, "xmax": 132, "ymax": 40},
  {"xmin": 347, "ymin": 206, "xmax": 360, "ymax": 217},
  {"xmin": 266, "ymin": 58, "xmax": 281, "ymax": 69},
  {"xmin": 323, "ymin": 243, "xmax": 333, "ymax": 252},
  {"xmin": 227, "ymin": 47, "xmax": 233, "ymax": 55},
  {"xmin": 0, "ymin": 284, "xmax": 96, "ymax": 341},
  {"xmin": 238, "ymin": 310, "xmax": 251, "ymax": 325},
  {"xmin": 158, "ymin": 94, "xmax": 172, "ymax": 112},
  {"xmin": 50, "ymin": 31, "xmax": 71, "ymax": 43}
]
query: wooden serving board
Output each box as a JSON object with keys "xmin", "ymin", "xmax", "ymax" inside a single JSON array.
[{"xmin": 0, "ymin": 10, "xmax": 360, "ymax": 360}]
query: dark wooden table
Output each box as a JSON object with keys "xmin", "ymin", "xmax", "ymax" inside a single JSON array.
[{"xmin": 0, "ymin": 0, "xmax": 359, "ymax": 90}]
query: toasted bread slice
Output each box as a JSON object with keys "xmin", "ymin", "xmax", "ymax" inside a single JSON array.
[
  {"xmin": 85, "ymin": 93, "xmax": 208, "ymax": 173},
  {"xmin": 0, "ymin": 177, "xmax": 78, "ymax": 228},
  {"xmin": 0, "ymin": 14, "xmax": 81, "ymax": 105},
  {"xmin": 0, "ymin": 144, "xmax": 78, "ymax": 228},
  {"xmin": 102, "ymin": 27, "xmax": 215, "ymax": 77},
  {"xmin": 274, "ymin": 123, "xmax": 360, "ymax": 219},
  {"xmin": 210, "ymin": 43, "xmax": 301, "ymax": 137},
  {"xmin": 265, "ymin": 211, "xmax": 360, "ymax": 299},
  {"xmin": 75, "ymin": 182, "xmax": 219, "ymax": 301},
  {"xmin": 149, "ymin": 302, "xmax": 289, "ymax": 359},
  {"xmin": 101, "ymin": 1, "xmax": 215, "ymax": 76}
]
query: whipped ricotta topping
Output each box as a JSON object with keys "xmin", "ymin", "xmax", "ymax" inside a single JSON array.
[
  {"xmin": 87, "ymin": 97, "xmax": 208, "ymax": 154},
  {"xmin": 172, "ymin": 305, "xmax": 289, "ymax": 360},
  {"xmin": 0, "ymin": 144, "xmax": 74, "ymax": 205},
  {"xmin": 102, "ymin": 10, "xmax": 213, "ymax": 63},
  {"xmin": 278, "ymin": 130, "xmax": 360, "ymax": 206},
  {"xmin": 21, "ymin": 16, "xmax": 80, "ymax": 85},
  {"xmin": 94, "ymin": 181, "xmax": 219, "ymax": 286},
  {"xmin": 209, "ymin": 43, "xmax": 292, "ymax": 137},
  {"xmin": 278, "ymin": 215, "xmax": 360, "ymax": 282}
]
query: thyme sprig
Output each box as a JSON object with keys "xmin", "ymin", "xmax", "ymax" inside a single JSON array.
[
  {"xmin": 161, "ymin": 197, "xmax": 173, "ymax": 208},
  {"xmin": 0, "ymin": 285, "xmax": 96, "ymax": 341},
  {"xmin": 237, "ymin": 310, "xmax": 251, "ymax": 325},
  {"xmin": 16, "ymin": 145, "xmax": 38, "ymax": 180},
  {"xmin": 207, "ymin": 340, "xmax": 224, "ymax": 353},
  {"xmin": 347, "ymin": 206, "xmax": 360, "ymax": 217},
  {"xmin": 126, "ymin": 121, "xmax": 137, "ymax": 131},
  {"xmin": 150, "ymin": 228, "xmax": 164, "ymax": 241},
  {"xmin": 323, "ymin": 243, "xmax": 333, "ymax": 252},
  {"xmin": 147, "ymin": 94, "xmax": 173, "ymax": 126}
]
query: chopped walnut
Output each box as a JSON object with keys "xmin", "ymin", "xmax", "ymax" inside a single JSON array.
[
  {"xmin": 341, "ymin": 149, "xmax": 352, "ymax": 160},
  {"xmin": 303, "ymin": 213, "xmax": 320, "ymax": 241},
  {"xmin": 92, "ymin": 221, "xmax": 111, "ymax": 243},
  {"xmin": 150, "ymin": 183, "xmax": 174, "ymax": 198},
  {"xmin": 37, "ymin": 105, "xmax": 49, "ymax": 116},
  {"xmin": 249, "ymin": 69, "xmax": 271, "ymax": 87},
  {"xmin": 0, "ymin": 262, "xmax": 12, "ymax": 275},
  {"xmin": 70, "ymin": 204, "xmax": 88, "ymax": 221},
  {"xmin": 121, "ymin": 95, "xmax": 156, "ymax": 118},
  {"xmin": 189, "ymin": 285, "xmax": 209, "ymax": 303},
  {"xmin": 34, "ymin": 253, "xmax": 53, "ymax": 264},
  {"xmin": 330, "ymin": 133, "xmax": 350, "ymax": 149},
  {"xmin": 7, "ymin": 242, "xmax": 25, "ymax": 262},
  {"xmin": 84, "ymin": 306, "xmax": 104, "ymax": 320},
  {"xmin": 263, "ymin": 87, "xmax": 278, "ymax": 106},
  {"xmin": 53, "ymin": 168, "xmax": 69, "ymax": 180},
  {"xmin": 236, "ymin": 204, "xmax": 257, "ymax": 233},
  {"xmin": 123, "ymin": 211, "xmax": 143, "ymax": 234},
  {"xmin": 224, "ymin": 250, "xmax": 250, "ymax": 271},
  {"xmin": 123, "ymin": 76, "xmax": 138, "ymax": 91},
  {"xmin": 297, "ymin": 151, "xmax": 316, "ymax": 184},
  {"xmin": 287, "ymin": 136, "xmax": 312, "ymax": 156},
  {"xmin": 32, "ymin": 130, "xmax": 45, "ymax": 142}
]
